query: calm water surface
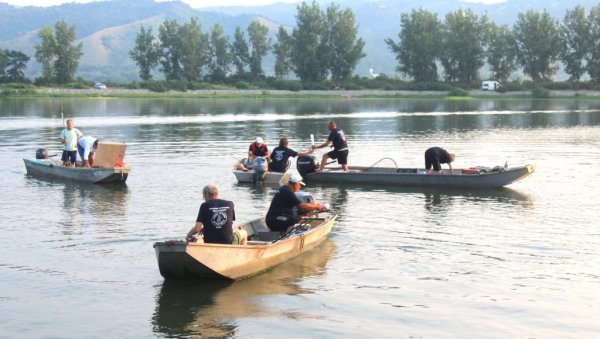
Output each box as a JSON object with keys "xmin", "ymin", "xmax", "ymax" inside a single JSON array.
[{"xmin": 1, "ymin": 98, "xmax": 599, "ymax": 338}]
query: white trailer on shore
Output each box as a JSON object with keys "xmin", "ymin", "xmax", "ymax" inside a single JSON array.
[{"xmin": 481, "ymin": 80, "xmax": 501, "ymax": 91}]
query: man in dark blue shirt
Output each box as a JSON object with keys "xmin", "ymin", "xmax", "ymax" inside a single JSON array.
[
  {"xmin": 425, "ymin": 146, "xmax": 456, "ymax": 174},
  {"xmin": 312, "ymin": 121, "xmax": 349, "ymax": 172},
  {"xmin": 186, "ymin": 184, "xmax": 247, "ymax": 244},
  {"xmin": 266, "ymin": 174, "xmax": 326, "ymax": 232},
  {"xmin": 270, "ymin": 137, "xmax": 313, "ymax": 173}
]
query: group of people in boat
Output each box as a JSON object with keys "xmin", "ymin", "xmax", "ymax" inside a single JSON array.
[
  {"xmin": 186, "ymin": 119, "xmax": 456, "ymax": 246},
  {"xmin": 186, "ymin": 176, "xmax": 327, "ymax": 246},
  {"xmin": 59, "ymin": 118, "xmax": 99, "ymax": 168}
]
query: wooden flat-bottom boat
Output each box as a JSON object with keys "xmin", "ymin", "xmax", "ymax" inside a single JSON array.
[
  {"xmin": 153, "ymin": 212, "xmax": 337, "ymax": 281},
  {"xmin": 299, "ymin": 160, "xmax": 534, "ymax": 188},
  {"xmin": 232, "ymin": 169, "xmax": 291, "ymax": 185},
  {"xmin": 23, "ymin": 159, "xmax": 129, "ymax": 184}
]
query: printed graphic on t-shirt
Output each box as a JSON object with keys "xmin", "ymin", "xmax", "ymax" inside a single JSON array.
[{"xmin": 210, "ymin": 206, "xmax": 229, "ymax": 228}]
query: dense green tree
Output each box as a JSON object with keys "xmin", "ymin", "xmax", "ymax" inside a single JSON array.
[
  {"xmin": 291, "ymin": 1, "xmax": 327, "ymax": 82},
  {"xmin": 587, "ymin": 5, "xmax": 600, "ymax": 82},
  {"xmin": 230, "ymin": 27, "xmax": 249, "ymax": 76},
  {"xmin": 514, "ymin": 10, "xmax": 561, "ymax": 82},
  {"xmin": 323, "ymin": 3, "xmax": 365, "ymax": 84},
  {"xmin": 247, "ymin": 20, "xmax": 270, "ymax": 79},
  {"xmin": 53, "ymin": 21, "xmax": 83, "ymax": 84},
  {"xmin": 178, "ymin": 18, "xmax": 209, "ymax": 82},
  {"xmin": 386, "ymin": 9, "xmax": 442, "ymax": 82},
  {"xmin": 273, "ymin": 26, "xmax": 292, "ymax": 79},
  {"xmin": 129, "ymin": 25, "xmax": 160, "ymax": 81},
  {"xmin": 34, "ymin": 21, "xmax": 82, "ymax": 84},
  {"xmin": 560, "ymin": 6, "xmax": 589, "ymax": 83},
  {"xmin": 208, "ymin": 23, "xmax": 229, "ymax": 81},
  {"xmin": 34, "ymin": 26, "xmax": 56, "ymax": 84},
  {"xmin": 2, "ymin": 50, "xmax": 30, "ymax": 82},
  {"xmin": 440, "ymin": 9, "xmax": 488, "ymax": 85},
  {"xmin": 485, "ymin": 23, "xmax": 517, "ymax": 82},
  {"xmin": 158, "ymin": 19, "xmax": 183, "ymax": 81}
]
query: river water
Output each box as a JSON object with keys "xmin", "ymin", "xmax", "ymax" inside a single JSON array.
[{"xmin": 1, "ymin": 97, "xmax": 599, "ymax": 338}]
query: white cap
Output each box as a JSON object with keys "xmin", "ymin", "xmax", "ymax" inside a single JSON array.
[
  {"xmin": 255, "ymin": 137, "xmax": 264, "ymax": 144},
  {"xmin": 289, "ymin": 174, "xmax": 305, "ymax": 186}
]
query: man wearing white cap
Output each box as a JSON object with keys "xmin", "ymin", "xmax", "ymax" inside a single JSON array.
[
  {"xmin": 265, "ymin": 174, "xmax": 327, "ymax": 232},
  {"xmin": 248, "ymin": 136, "xmax": 270, "ymax": 164}
]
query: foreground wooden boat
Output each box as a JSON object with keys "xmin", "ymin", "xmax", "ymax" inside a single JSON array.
[
  {"xmin": 153, "ymin": 212, "xmax": 337, "ymax": 280},
  {"xmin": 233, "ymin": 169, "xmax": 291, "ymax": 185},
  {"xmin": 24, "ymin": 158, "xmax": 129, "ymax": 183},
  {"xmin": 297, "ymin": 157, "xmax": 534, "ymax": 188}
]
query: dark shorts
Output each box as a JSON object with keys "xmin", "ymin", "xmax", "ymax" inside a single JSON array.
[
  {"xmin": 266, "ymin": 215, "xmax": 300, "ymax": 232},
  {"xmin": 424, "ymin": 150, "xmax": 440, "ymax": 171},
  {"xmin": 61, "ymin": 150, "xmax": 77, "ymax": 164},
  {"xmin": 328, "ymin": 149, "xmax": 349, "ymax": 165},
  {"xmin": 77, "ymin": 144, "xmax": 94, "ymax": 161}
]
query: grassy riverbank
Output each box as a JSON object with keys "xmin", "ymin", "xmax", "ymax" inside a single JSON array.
[{"xmin": 3, "ymin": 86, "xmax": 600, "ymax": 99}]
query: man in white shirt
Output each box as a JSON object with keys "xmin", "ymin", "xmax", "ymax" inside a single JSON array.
[{"xmin": 59, "ymin": 118, "xmax": 83, "ymax": 167}]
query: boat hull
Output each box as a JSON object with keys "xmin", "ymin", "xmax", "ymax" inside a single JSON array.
[
  {"xmin": 233, "ymin": 170, "xmax": 291, "ymax": 185},
  {"xmin": 154, "ymin": 214, "xmax": 336, "ymax": 281},
  {"xmin": 23, "ymin": 159, "xmax": 129, "ymax": 184},
  {"xmin": 304, "ymin": 165, "xmax": 535, "ymax": 188}
]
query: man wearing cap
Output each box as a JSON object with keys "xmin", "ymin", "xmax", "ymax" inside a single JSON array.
[
  {"xmin": 186, "ymin": 184, "xmax": 247, "ymax": 245},
  {"xmin": 265, "ymin": 174, "xmax": 327, "ymax": 232},
  {"xmin": 248, "ymin": 137, "xmax": 270, "ymax": 164}
]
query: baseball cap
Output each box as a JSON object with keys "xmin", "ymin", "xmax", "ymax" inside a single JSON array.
[
  {"xmin": 289, "ymin": 174, "xmax": 305, "ymax": 186},
  {"xmin": 255, "ymin": 137, "xmax": 264, "ymax": 144}
]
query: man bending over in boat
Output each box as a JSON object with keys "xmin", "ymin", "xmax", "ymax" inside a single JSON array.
[
  {"xmin": 77, "ymin": 136, "xmax": 99, "ymax": 168},
  {"xmin": 186, "ymin": 184, "xmax": 247, "ymax": 245},
  {"xmin": 270, "ymin": 137, "xmax": 313, "ymax": 173},
  {"xmin": 265, "ymin": 174, "xmax": 327, "ymax": 232},
  {"xmin": 312, "ymin": 121, "xmax": 349, "ymax": 172},
  {"xmin": 425, "ymin": 146, "xmax": 456, "ymax": 174},
  {"xmin": 59, "ymin": 118, "xmax": 83, "ymax": 167}
]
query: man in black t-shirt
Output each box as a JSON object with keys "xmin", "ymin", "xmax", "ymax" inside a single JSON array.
[
  {"xmin": 312, "ymin": 121, "xmax": 349, "ymax": 172},
  {"xmin": 266, "ymin": 174, "xmax": 326, "ymax": 232},
  {"xmin": 425, "ymin": 146, "xmax": 456, "ymax": 174},
  {"xmin": 186, "ymin": 184, "xmax": 247, "ymax": 244},
  {"xmin": 270, "ymin": 137, "xmax": 313, "ymax": 173}
]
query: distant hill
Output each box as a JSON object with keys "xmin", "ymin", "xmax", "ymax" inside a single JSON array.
[{"xmin": 0, "ymin": 0, "xmax": 596, "ymax": 82}]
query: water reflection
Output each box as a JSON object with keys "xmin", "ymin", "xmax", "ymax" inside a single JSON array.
[
  {"xmin": 61, "ymin": 183, "xmax": 129, "ymax": 232},
  {"xmin": 152, "ymin": 239, "xmax": 335, "ymax": 337}
]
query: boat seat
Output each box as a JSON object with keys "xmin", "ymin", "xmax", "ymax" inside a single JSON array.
[{"xmin": 257, "ymin": 231, "xmax": 282, "ymax": 241}]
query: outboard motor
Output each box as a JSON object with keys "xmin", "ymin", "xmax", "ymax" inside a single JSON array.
[
  {"xmin": 252, "ymin": 156, "xmax": 268, "ymax": 184},
  {"xmin": 36, "ymin": 148, "xmax": 49, "ymax": 159},
  {"xmin": 297, "ymin": 155, "xmax": 318, "ymax": 177}
]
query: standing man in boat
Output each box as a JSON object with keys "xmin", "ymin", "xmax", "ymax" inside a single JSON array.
[
  {"xmin": 266, "ymin": 174, "xmax": 327, "ymax": 232},
  {"xmin": 312, "ymin": 121, "xmax": 349, "ymax": 172},
  {"xmin": 186, "ymin": 184, "xmax": 247, "ymax": 245},
  {"xmin": 425, "ymin": 146, "xmax": 456, "ymax": 174},
  {"xmin": 270, "ymin": 137, "xmax": 313, "ymax": 173},
  {"xmin": 59, "ymin": 118, "xmax": 83, "ymax": 167},
  {"xmin": 77, "ymin": 136, "xmax": 99, "ymax": 168}
]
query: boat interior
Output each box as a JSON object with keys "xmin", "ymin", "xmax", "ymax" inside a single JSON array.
[{"xmin": 241, "ymin": 214, "xmax": 328, "ymax": 245}]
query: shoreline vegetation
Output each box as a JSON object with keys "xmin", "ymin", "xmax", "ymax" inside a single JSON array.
[{"xmin": 3, "ymin": 87, "xmax": 600, "ymax": 99}]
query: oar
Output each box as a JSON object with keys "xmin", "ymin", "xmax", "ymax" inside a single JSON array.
[{"xmin": 60, "ymin": 103, "xmax": 65, "ymax": 127}]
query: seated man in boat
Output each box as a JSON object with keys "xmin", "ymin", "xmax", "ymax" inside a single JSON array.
[
  {"xmin": 77, "ymin": 136, "xmax": 99, "ymax": 168},
  {"xmin": 248, "ymin": 137, "xmax": 270, "ymax": 165},
  {"xmin": 270, "ymin": 137, "xmax": 313, "ymax": 173},
  {"xmin": 59, "ymin": 118, "xmax": 83, "ymax": 167},
  {"xmin": 311, "ymin": 121, "xmax": 349, "ymax": 172},
  {"xmin": 186, "ymin": 184, "xmax": 247, "ymax": 245},
  {"xmin": 425, "ymin": 146, "xmax": 456, "ymax": 174},
  {"xmin": 265, "ymin": 174, "xmax": 327, "ymax": 232}
]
